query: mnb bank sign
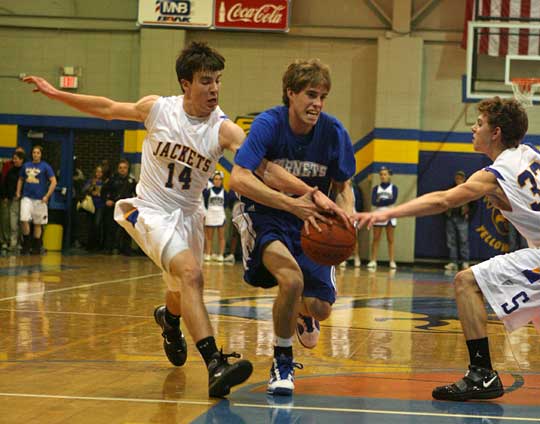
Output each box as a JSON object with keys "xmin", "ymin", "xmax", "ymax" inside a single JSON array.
[{"xmin": 138, "ymin": 0, "xmax": 290, "ymax": 31}]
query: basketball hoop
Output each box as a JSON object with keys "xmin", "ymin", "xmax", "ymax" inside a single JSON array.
[{"xmin": 511, "ymin": 78, "xmax": 540, "ymax": 108}]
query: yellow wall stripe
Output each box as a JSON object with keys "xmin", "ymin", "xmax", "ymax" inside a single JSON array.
[
  {"xmin": 419, "ymin": 141, "xmax": 479, "ymax": 153},
  {"xmin": 124, "ymin": 130, "xmax": 147, "ymax": 153},
  {"xmin": 373, "ymin": 139, "xmax": 419, "ymax": 163},
  {"xmin": 0, "ymin": 125, "xmax": 17, "ymax": 148}
]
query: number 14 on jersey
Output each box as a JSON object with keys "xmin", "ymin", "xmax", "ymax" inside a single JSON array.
[{"xmin": 165, "ymin": 163, "xmax": 192, "ymax": 189}]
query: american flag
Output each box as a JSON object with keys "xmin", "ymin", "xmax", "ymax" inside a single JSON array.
[{"xmin": 463, "ymin": 0, "xmax": 540, "ymax": 56}]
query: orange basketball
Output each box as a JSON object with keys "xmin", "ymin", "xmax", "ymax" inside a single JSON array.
[{"xmin": 300, "ymin": 217, "xmax": 356, "ymax": 266}]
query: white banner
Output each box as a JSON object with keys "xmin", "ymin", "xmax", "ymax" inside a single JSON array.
[{"xmin": 138, "ymin": 0, "xmax": 213, "ymax": 28}]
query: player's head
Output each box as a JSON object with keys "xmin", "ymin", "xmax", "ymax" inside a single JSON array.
[
  {"xmin": 379, "ymin": 166, "xmax": 392, "ymax": 183},
  {"xmin": 282, "ymin": 59, "xmax": 331, "ymax": 131},
  {"xmin": 176, "ymin": 41, "xmax": 225, "ymax": 115},
  {"xmin": 212, "ymin": 171, "xmax": 223, "ymax": 187},
  {"xmin": 117, "ymin": 159, "xmax": 129, "ymax": 177},
  {"xmin": 12, "ymin": 151, "xmax": 25, "ymax": 167},
  {"xmin": 32, "ymin": 145, "xmax": 43, "ymax": 163},
  {"xmin": 474, "ymin": 97, "xmax": 528, "ymax": 150}
]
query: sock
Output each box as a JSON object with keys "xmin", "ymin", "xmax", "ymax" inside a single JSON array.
[
  {"xmin": 164, "ymin": 307, "xmax": 180, "ymax": 327},
  {"xmin": 196, "ymin": 336, "xmax": 219, "ymax": 366},
  {"xmin": 274, "ymin": 336, "xmax": 293, "ymax": 358},
  {"xmin": 22, "ymin": 235, "xmax": 31, "ymax": 250},
  {"xmin": 466, "ymin": 337, "xmax": 493, "ymax": 369}
]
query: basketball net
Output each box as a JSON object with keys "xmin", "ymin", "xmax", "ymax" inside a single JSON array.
[{"xmin": 511, "ymin": 78, "xmax": 540, "ymax": 108}]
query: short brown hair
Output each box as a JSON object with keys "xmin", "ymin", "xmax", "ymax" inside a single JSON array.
[
  {"xmin": 282, "ymin": 59, "xmax": 331, "ymax": 107},
  {"xmin": 176, "ymin": 41, "xmax": 225, "ymax": 92},
  {"xmin": 477, "ymin": 97, "xmax": 528, "ymax": 148}
]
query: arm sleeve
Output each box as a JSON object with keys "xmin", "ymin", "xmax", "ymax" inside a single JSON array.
[
  {"xmin": 390, "ymin": 185, "xmax": 398, "ymax": 205},
  {"xmin": 46, "ymin": 163, "xmax": 55, "ymax": 180},
  {"xmin": 328, "ymin": 123, "xmax": 356, "ymax": 182},
  {"xmin": 234, "ymin": 114, "xmax": 276, "ymax": 171},
  {"xmin": 144, "ymin": 97, "xmax": 164, "ymax": 132},
  {"xmin": 354, "ymin": 186, "xmax": 363, "ymax": 212},
  {"xmin": 202, "ymin": 188, "xmax": 210, "ymax": 209},
  {"xmin": 371, "ymin": 186, "xmax": 378, "ymax": 206}
]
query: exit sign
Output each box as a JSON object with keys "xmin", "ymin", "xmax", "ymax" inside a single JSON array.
[{"xmin": 59, "ymin": 75, "xmax": 78, "ymax": 89}]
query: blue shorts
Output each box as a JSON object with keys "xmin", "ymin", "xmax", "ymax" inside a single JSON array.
[{"xmin": 240, "ymin": 212, "xmax": 336, "ymax": 305}]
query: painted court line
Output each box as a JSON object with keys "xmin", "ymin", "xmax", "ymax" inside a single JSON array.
[
  {"xmin": 0, "ymin": 273, "xmax": 162, "ymax": 302},
  {"xmin": 233, "ymin": 403, "xmax": 540, "ymax": 422},
  {"xmin": 0, "ymin": 392, "xmax": 213, "ymax": 406}
]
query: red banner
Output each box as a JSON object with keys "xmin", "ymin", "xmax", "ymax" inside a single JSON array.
[{"xmin": 214, "ymin": 0, "xmax": 289, "ymax": 31}]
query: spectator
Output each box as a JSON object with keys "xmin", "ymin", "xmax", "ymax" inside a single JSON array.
[
  {"xmin": 367, "ymin": 166, "xmax": 398, "ymax": 270},
  {"xmin": 101, "ymin": 159, "xmax": 137, "ymax": 255},
  {"xmin": 444, "ymin": 170, "xmax": 475, "ymax": 271},
  {"xmin": 2, "ymin": 151, "xmax": 25, "ymax": 251},
  {"xmin": 83, "ymin": 165, "xmax": 105, "ymax": 251},
  {"xmin": 16, "ymin": 145, "xmax": 57, "ymax": 255},
  {"xmin": 71, "ymin": 158, "xmax": 86, "ymax": 248},
  {"xmin": 203, "ymin": 171, "xmax": 228, "ymax": 262},
  {"xmin": 0, "ymin": 147, "xmax": 25, "ymax": 250}
]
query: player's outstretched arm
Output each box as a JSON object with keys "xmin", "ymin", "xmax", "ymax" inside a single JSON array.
[
  {"xmin": 352, "ymin": 170, "xmax": 495, "ymax": 229},
  {"xmin": 22, "ymin": 76, "xmax": 158, "ymax": 122}
]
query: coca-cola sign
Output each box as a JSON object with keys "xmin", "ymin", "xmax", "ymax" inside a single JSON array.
[{"xmin": 214, "ymin": 0, "xmax": 289, "ymax": 31}]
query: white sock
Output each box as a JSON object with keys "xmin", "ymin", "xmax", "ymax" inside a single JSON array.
[{"xmin": 274, "ymin": 336, "xmax": 293, "ymax": 347}]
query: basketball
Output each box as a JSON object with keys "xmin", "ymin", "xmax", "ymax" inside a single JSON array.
[{"xmin": 300, "ymin": 217, "xmax": 356, "ymax": 266}]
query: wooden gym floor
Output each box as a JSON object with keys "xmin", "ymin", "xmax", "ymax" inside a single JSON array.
[{"xmin": 0, "ymin": 252, "xmax": 539, "ymax": 423}]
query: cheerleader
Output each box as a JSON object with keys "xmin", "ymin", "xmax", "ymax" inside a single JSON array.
[
  {"xmin": 367, "ymin": 167, "xmax": 398, "ymax": 270},
  {"xmin": 203, "ymin": 171, "xmax": 228, "ymax": 262}
]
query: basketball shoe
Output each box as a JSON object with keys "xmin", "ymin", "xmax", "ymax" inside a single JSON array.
[
  {"xmin": 296, "ymin": 314, "xmax": 320, "ymax": 349},
  {"xmin": 208, "ymin": 350, "xmax": 253, "ymax": 397},
  {"xmin": 267, "ymin": 353, "xmax": 303, "ymax": 396},
  {"xmin": 432, "ymin": 365, "xmax": 504, "ymax": 401},
  {"xmin": 154, "ymin": 305, "xmax": 187, "ymax": 366}
]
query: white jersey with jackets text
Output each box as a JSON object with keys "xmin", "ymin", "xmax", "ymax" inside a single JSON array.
[
  {"xmin": 139, "ymin": 95, "xmax": 226, "ymax": 215},
  {"xmin": 485, "ymin": 144, "xmax": 540, "ymax": 247}
]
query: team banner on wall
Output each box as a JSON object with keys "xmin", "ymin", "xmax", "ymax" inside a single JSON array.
[
  {"xmin": 138, "ymin": 0, "xmax": 213, "ymax": 28},
  {"xmin": 214, "ymin": 0, "xmax": 290, "ymax": 31}
]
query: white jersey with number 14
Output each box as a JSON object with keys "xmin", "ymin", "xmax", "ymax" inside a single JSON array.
[{"xmin": 138, "ymin": 95, "xmax": 226, "ymax": 215}]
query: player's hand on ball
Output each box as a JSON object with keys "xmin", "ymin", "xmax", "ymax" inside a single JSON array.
[
  {"xmin": 312, "ymin": 189, "xmax": 350, "ymax": 230},
  {"xmin": 291, "ymin": 187, "xmax": 329, "ymax": 234}
]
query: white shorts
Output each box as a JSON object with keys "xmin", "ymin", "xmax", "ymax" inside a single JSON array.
[
  {"xmin": 114, "ymin": 197, "xmax": 205, "ymax": 291},
  {"xmin": 20, "ymin": 197, "xmax": 48, "ymax": 224},
  {"xmin": 472, "ymin": 248, "xmax": 540, "ymax": 333}
]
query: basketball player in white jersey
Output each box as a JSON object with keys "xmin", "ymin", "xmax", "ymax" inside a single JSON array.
[
  {"xmin": 22, "ymin": 42, "xmax": 342, "ymax": 397},
  {"xmin": 353, "ymin": 96, "xmax": 539, "ymax": 402}
]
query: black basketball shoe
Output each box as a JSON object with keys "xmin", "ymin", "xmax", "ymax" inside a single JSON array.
[
  {"xmin": 432, "ymin": 365, "xmax": 504, "ymax": 401},
  {"xmin": 208, "ymin": 350, "xmax": 253, "ymax": 398},
  {"xmin": 154, "ymin": 305, "xmax": 187, "ymax": 366}
]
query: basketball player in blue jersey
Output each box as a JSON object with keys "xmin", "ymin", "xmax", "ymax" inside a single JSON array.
[
  {"xmin": 230, "ymin": 59, "xmax": 356, "ymax": 396},
  {"xmin": 353, "ymin": 97, "xmax": 539, "ymax": 402},
  {"xmin": 22, "ymin": 43, "xmax": 340, "ymax": 398}
]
